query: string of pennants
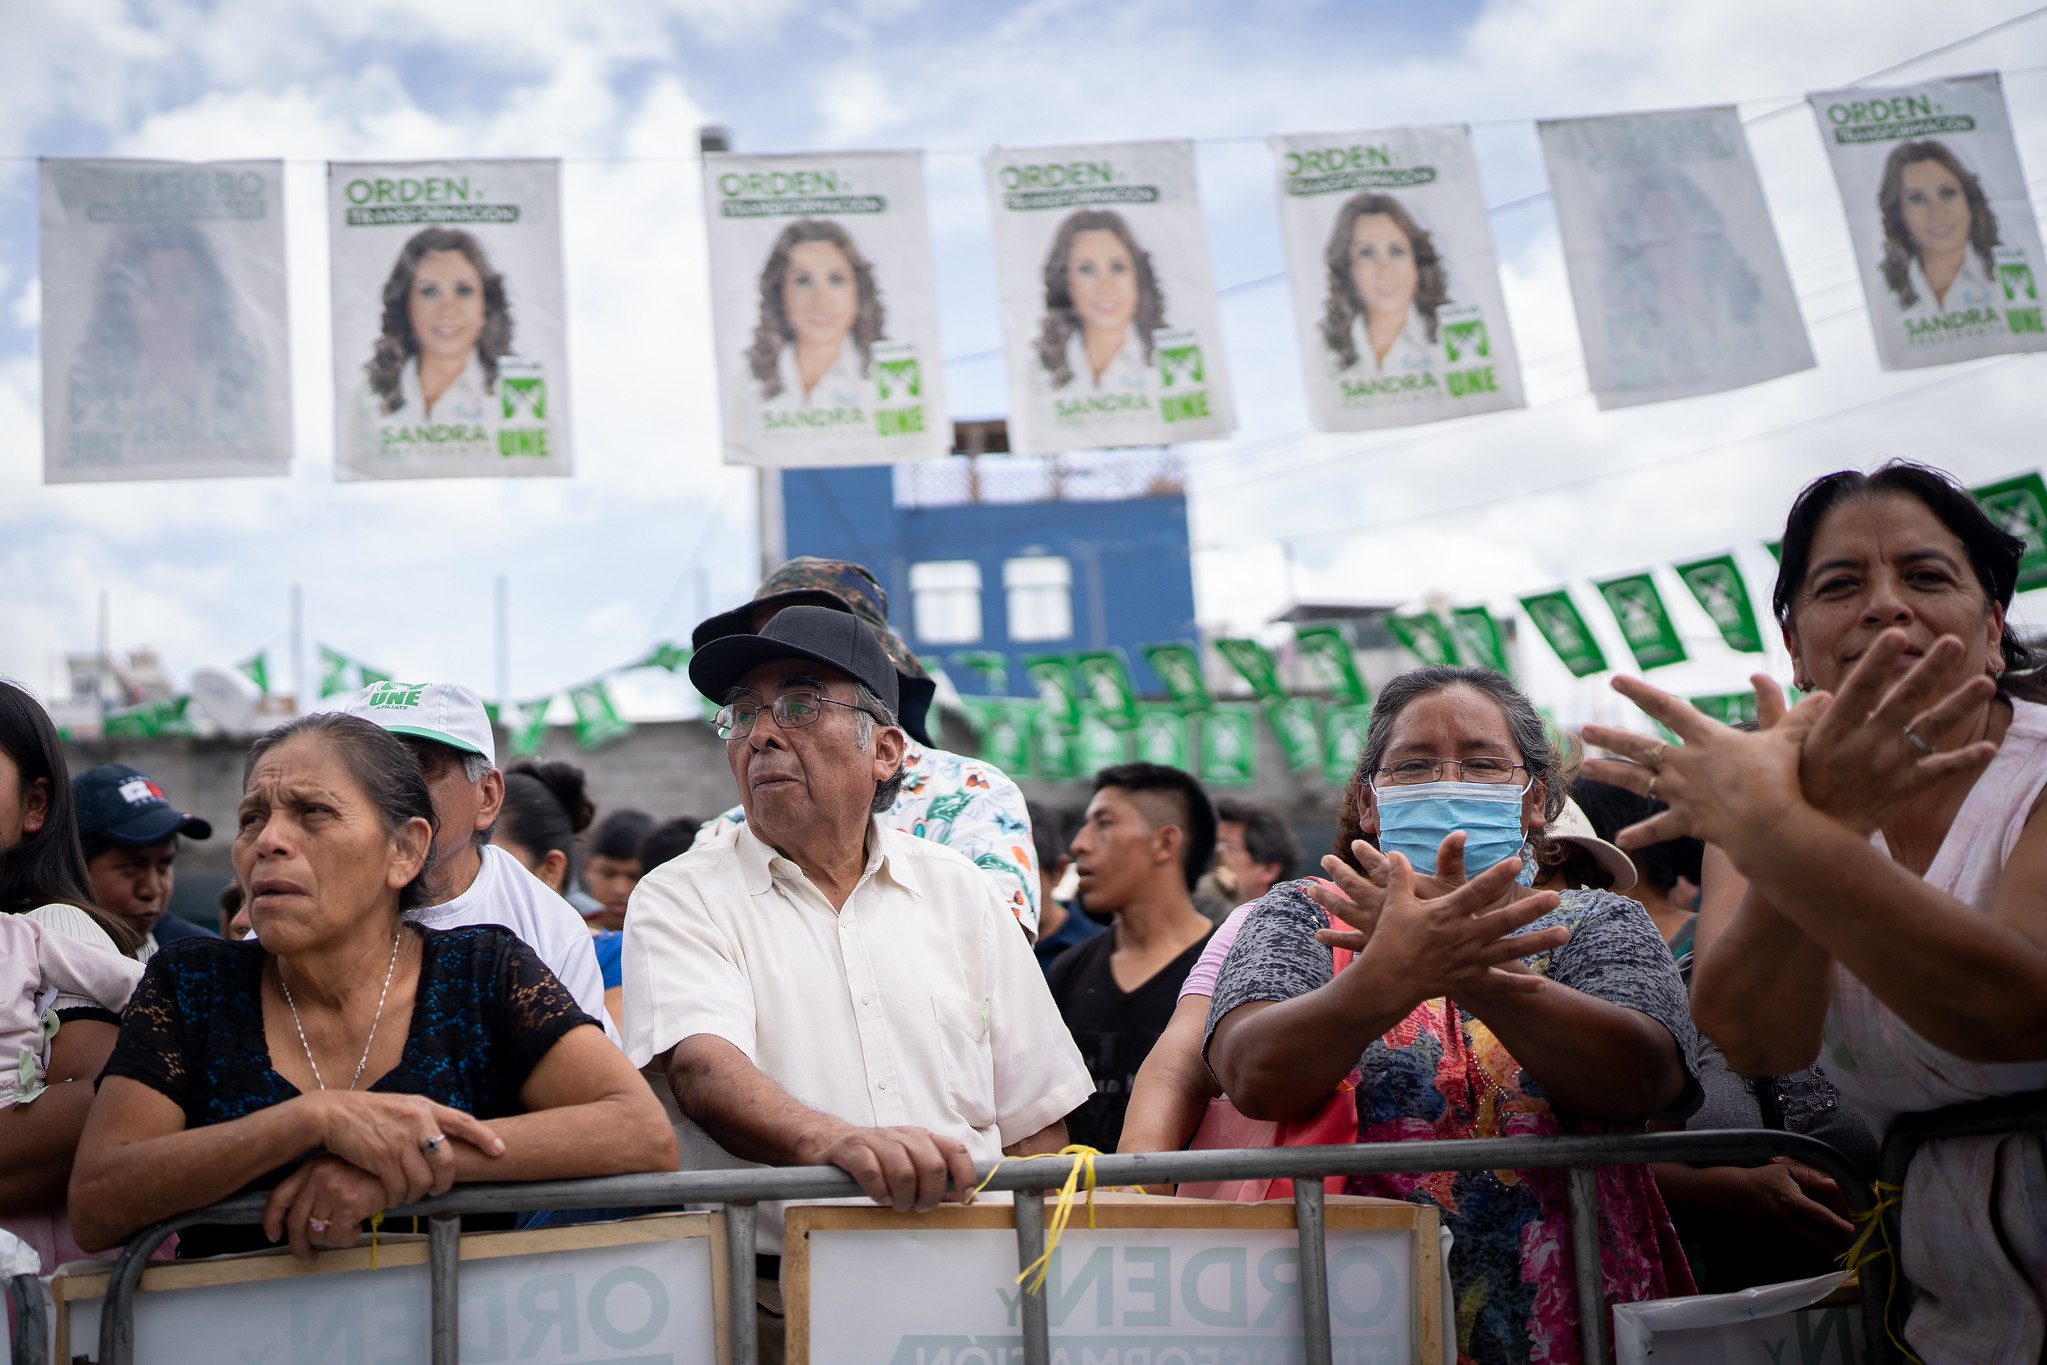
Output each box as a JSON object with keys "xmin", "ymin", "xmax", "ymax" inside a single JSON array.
[
  {"xmin": 152, "ymin": 469, "xmax": 2047, "ymax": 765},
  {"xmin": 31, "ymin": 72, "xmax": 2047, "ymax": 485}
]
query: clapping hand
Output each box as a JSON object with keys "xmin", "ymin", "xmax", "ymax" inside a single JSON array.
[
  {"xmin": 1308, "ymin": 831, "xmax": 1480, "ymax": 954},
  {"xmin": 1351, "ymin": 846, "xmax": 1570, "ymax": 1004}
]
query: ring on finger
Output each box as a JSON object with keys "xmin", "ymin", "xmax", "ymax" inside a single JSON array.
[
  {"xmin": 308, "ymin": 1217, "xmax": 329, "ymax": 1234},
  {"xmin": 421, "ymin": 1134, "xmax": 446, "ymax": 1155},
  {"xmin": 1903, "ymin": 726, "xmax": 1935, "ymax": 756},
  {"xmin": 1644, "ymin": 741, "xmax": 1668, "ymax": 771},
  {"xmin": 1646, "ymin": 772, "xmax": 1660, "ymax": 801}
]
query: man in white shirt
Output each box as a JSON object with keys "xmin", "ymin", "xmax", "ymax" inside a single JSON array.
[
  {"xmin": 341, "ymin": 680, "xmax": 615, "ymax": 1040},
  {"xmin": 623, "ymin": 606, "xmax": 1090, "ymax": 1248}
]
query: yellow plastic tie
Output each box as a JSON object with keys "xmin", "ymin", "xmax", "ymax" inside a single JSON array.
[
  {"xmin": 1841, "ymin": 1180, "xmax": 1922, "ymax": 1365},
  {"xmin": 972, "ymin": 1145, "xmax": 1102, "ymax": 1295},
  {"xmin": 369, "ymin": 1212, "xmax": 384, "ymax": 1270}
]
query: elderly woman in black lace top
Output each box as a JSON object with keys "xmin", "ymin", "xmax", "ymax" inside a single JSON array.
[{"xmin": 69, "ymin": 713, "xmax": 675, "ymax": 1261}]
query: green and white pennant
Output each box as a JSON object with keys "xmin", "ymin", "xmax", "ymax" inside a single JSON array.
[
  {"xmin": 1386, "ymin": 613, "xmax": 1461, "ymax": 668},
  {"xmin": 1142, "ymin": 643, "xmax": 1211, "ymax": 711},
  {"xmin": 1213, "ymin": 638, "xmax": 1284, "ymax": 700},
  {"xmin": 1291, "ymin": 624, "xmax": 1368, "ymax": 704},
  {"xmin": 1517, "ymin": 590, "xmax": 1608, "ymax": 677},
  {"xmin": 1133, "ymin": 706, "xmax": 1191, "ymax": 768},
  {"xmin": 1198, "ymin": 706, "xmax": 1258, "ymax": 786},
  {"xmin": 1973, "ymin": 473, "xmax": 2047, "ymax": 591},
  {"xmin": 1593, "ymin": 573, "xmax": 1688, "ymax": 671},
  {"xmin": 1673, "ymin": 554, "xmax": 1765, "ymax": 654},
  {"xmin": 568, "ymin": 682, "xmax": 633, "ymax": 749}
]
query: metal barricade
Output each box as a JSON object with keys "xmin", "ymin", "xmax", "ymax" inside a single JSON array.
[
  {"xmin": 7, "ymin": 1273, "xmax": 49, "ymax": 1365},
  {"xmin": 80, "ymin": 1129, "xmax": 1869, "ymax": 1365}
]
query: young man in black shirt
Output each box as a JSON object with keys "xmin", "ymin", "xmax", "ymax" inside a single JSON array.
[{"xmin": 1048, "ymin": 763, "xmax": 1217, "ymax": 1152}]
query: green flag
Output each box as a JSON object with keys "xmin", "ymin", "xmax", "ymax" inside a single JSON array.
[
  {"xmin": 1690, "ymin": 691, "xmax": 1760, "ymax": 728},
  {"xmin": 1142, "ymin": 642, "xmax": 1212, "ymax": 710},
  {"xmin": 356, "ymin": 664, "xmax": 391, "ymax": 687},
  {"xmin": 1213, "ymin": 638, "xmax": 1284, "ymax": 699},
  {"xmin": 318, "ymin": 645, "xmax": 354, "ymax": 699},
  {"xmin": 1198, "ymin": 706, "xmax": 1257, "ymax": 786},
  {"xmin": 949, "ymin": 651, "xmax": 1009, "ymax": 692},
  {"xmin": 1073, "ymin": 650, "xmax": 1138, "ymax": 726},
  {"xmin": 1292, "ymin": 624, "xmax": 1367, "ymax": 704},
  {"xmin": 1323, "ymin": 704, "xmax": 1374, "ymax": 785},
  {"xmin": 1075, "ymin": 706, "xmax": 1130, "ymax": 772},
  {"xmin": 1764, "ymin": 539, "xmax": 1782, "ymax": 563},
  {"xmin": 1973, "ymin": 473, "xmax": 2047, "ymax": 591},
  {"xmin": 568, "ymin": 682, "xmax": 633, "ymax": 748},
  {"xmin": 1387, "ymin": 613, "xmax": 1462, "ymax": 667},
  {"xmin": 966, "ymin": 699, "xmax": 1034, "ymax": 776},
  {"xmin": 237, "ymin": 652, "xmax": 270, "ymax": 695},
  {"xmin": 1518, "ymin": 590, "xmax": 1609, "ymax": 677},
  {"xmin": 103, "ymin": 695, "xmax": 192, "ymax": 740},
  {"xmin": 1032, "ymin": 709, "xmax": 1076, "ymax": 782},
  {"xmin": 1264, "ymin": 697, "xmax": 1322, "ymax": 772},
  {"xmin": 1595, "ymin": 573, "xmax": 1688, "ymax": 671},
  {"xmin": 507, "ymin": 697, "xmax": 552, "ymax": 758},
  {"xmin": 1674, "ymin": 554, "xmax": 1765, "ymax": 654},
  {"xmin": 482, "ymin": 701, "xmax": 501, "ymax": 730},
  {"xmin": 1448, "ymin": 607, "xmax": 1510, "ymax": 675},
  {"xmin": 1133, "ymin": 706, "xmax": 1191, "ymax": 768},
  {"xmin": 1023, "ymin": 654, "xmax": 1080, "ymax": 725},
  {"xmin": 641, "ymin": 642, "xmax": 690, "ymax": 673}
]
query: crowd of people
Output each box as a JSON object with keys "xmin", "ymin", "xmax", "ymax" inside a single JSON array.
[{"xmin": 2, "ymin": 459, "xmax": 2044, "ymax": 1364}]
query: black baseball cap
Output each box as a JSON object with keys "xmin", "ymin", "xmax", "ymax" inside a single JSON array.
[
  {"xmin": 73, "ymin": 763, "xmax": 212, "ymax": 845},
  {"xmin": 688, "ymin": 605, "xmax": 901, "ymax": 719}
]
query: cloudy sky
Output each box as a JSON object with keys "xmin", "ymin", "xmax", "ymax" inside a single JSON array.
[{"xmin": 4, "ymin": 0, "xmax": 2045, "ymax": 728}]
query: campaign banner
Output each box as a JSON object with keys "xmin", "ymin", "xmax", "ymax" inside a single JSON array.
[
  {"xmin": 1673, "ymin": 553, "xmax": 1766, "ymax": 653},
  {"xmin": 1134, "ymin": 706, "xmax": 1192, "ymax": 768},
  {"xmin": 1199, "ymin": 706, "xmax": 1259, "ymax": 785},
  {"xmin": 1272, "ymin": 126, "xmax": 1525, "ymax": 431},
  {"xmin": 1388, "ymin": 612, "xmax": 1461, "ymax": 667},
  {"xmin": 1214, "ymin": 637, "xmax": 1284, "ymax": 699},
  {"xmin": 1293, "ymin": 622, "xmax": 1370, "ymax": 704},
  {"xmin": 330, "ymin": 159, "xmax": 571, "ymax": 480},
  {"xmin": 1809, "ymin": 74, "xmax": 2047, "ymax": 369},
  {"xmin": 1972, "ymin": 472, "xmax": 2047, "ymax": 591},
  {"xmin": 40, "ymin": 159, "xmax": 293, "ymax": 483},
  {"xmin": 1519, "ymin": 590, "xmax": 1609, "ymax": 677},
  {"xmin": 1325, "ymin": 704, "xmax": 1375, "ymax": 784},
  {"xmin": 1073, "ymin": 649, "xmax": 1139, "ymax": 725},
  {"xmin": 1539, "ymin": 108, "xmax": 1814, "ymax": 408},
  {"xmin": 985, "ymin": 140, "xmax": 1235, "ymax": 454},
  {"xmin": 1266, "ymin": 696, "xmax": 1323, "ymax": 772},
  {"xmin": 1143, "ymin": 642, "xmax": 1213, "ymax": 710},
  {"xmin": 1448, "ymin": 605, "xmax": 1511, "ymax": 675},
  {"xmin": 1596, "ymin": 572, "xmax": 1690, "ymax": 671},
  {"xmin": 703, "ymin": 151, "xmax": 950, "ymax": 467}
]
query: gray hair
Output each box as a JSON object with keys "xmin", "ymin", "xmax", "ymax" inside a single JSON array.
[
  {"xmin": 462, "ymin": 751, "xmax": 494, "ymax": 784},
  {"xmin": 1352, "ymin": 667, "xmax": 1569, "ymax": 823},
  {"xmin": 854, "ymin": 681, "xmax": 908, "ymax": 814}
]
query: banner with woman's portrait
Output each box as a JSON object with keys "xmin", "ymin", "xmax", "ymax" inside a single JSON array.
[
  {"xmin": 1808, "ymin": 73, "xmax": 2047, "ymax": 370},
  {"xmin": 984, "ymin": 140, "xmax": 1235, "ymax": 455},
  {"xmin": 1538, "ymin": 108, "xmax": 1814, "ymax": 408},
  {"xmin": 1271, "ymin": 126, "xmax": 1525, "ymax": 431},
  {"xmin": 40, "ymin": 159, "xmax": 293, "ymax": 483},
  {"xmin": 703, "ymin": 151, "xmax": 950, "ymax": 467},
  {"xmin": 328, "ymin": 159, "xmax": 571, "ymax": 480}
]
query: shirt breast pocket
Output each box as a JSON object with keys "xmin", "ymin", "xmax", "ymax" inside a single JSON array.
[{"xmin": 931, "ymin": 993, "xmax": 998, "ymax": 1130}]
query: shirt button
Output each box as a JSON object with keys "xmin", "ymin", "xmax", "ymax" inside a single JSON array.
[
  {"xmin": 861, "ymin": 995, "xmax": 874, "ymax": 1007},
  {"xmin": 876, "ymin": 1079, "xmax": 889, "ymax": 1091}
]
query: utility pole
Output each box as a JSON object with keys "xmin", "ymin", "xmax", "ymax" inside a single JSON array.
[
  {"xmin": 289, "ymin": 583, "xmax": 304, "ymax": 715},
  {"xmin": 494, "ymin": 574, "xmax": 511, "ymax": 714},
  {"xmin": 698, "ymin": 122, "xmax": 786, "ymax": 578}
]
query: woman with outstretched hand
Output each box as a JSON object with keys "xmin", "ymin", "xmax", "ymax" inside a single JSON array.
[
  {"xmin": 1204, "ymin": 667, "xmax": 1697, "ymax": 1365},
  {"xmin": 1584, "ymin": 461, "xmax": 2047, "ymax": 1364},
  {"xmin": 68, "ymin": 713, "xmax": 674, "ymax": 1263}
]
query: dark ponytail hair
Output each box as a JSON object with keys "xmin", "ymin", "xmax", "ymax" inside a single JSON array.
[
  {"xmin": 501, "ymin": 759, "xmax": 593, "ymax": 873},
  {"xmin": 0, "ymin": 681, "xmax": 142, "ymax": 954},
  {"xmin": 1772, "ymin": 460, "xmax": 2045, "ymax": 700}
]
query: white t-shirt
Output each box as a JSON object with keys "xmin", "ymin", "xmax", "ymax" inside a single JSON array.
[
  {"xmin": 623, "ymin": 820, "xmax": 1091, "ymax": 1250},
  {"xmin": 408, "ymin": 844, "xmax": 618, "ymax": 1042}
]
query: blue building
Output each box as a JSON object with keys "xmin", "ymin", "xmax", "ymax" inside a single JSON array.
[{"xmin": 779, "ymin": 449, "xmax": 1198, "ymax": 697}]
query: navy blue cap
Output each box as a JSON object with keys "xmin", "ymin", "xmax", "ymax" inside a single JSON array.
[
  {"xmin": 73, "ymin": 763, "xmax": 212, "ymax": 845},
  {"xmin": 688, "ymin": 605, "xmax": 900, "ymax": 719}
]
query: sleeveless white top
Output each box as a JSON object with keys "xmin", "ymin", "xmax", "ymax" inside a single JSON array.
[{"xmin": 1826, "ymin": 697, "xmax": 2047, "ymax": 1363}]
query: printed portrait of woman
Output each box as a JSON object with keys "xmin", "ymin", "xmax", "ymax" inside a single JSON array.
[
  {"xmin": 1034, "ymin": 209, "xmax": 1166, "ymax": 392},
  {"xmin": 1877, "ymin": 139, "xmax": 2002, "ymax": 319},
  {"xmin": 1319, "ymin": 192, "xmax": 1449, "ymax": 376},
  {"xmin": 363, "ymin": 227, "xmax": 514, "ymax": 425},
  {"xmin": 745, "ymin": 219, "xmax": 885, "ymax": 410},
  {"xmin": 68, "ymin": 223, "xmax": 260, "ymax": 442},
  {"xmin": 1599, "ymin": 163, "xmax": 1763, "ymax": 384}
]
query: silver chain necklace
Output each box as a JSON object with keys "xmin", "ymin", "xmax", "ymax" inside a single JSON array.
[{"xmin": 278, "ymin": 929, "xmax": 404, "ymax": 1092}]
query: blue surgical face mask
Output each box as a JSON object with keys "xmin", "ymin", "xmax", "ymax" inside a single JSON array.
[{"xmin": 1371, "ymin": 778, "xmax": 1532, "ymax": 879}]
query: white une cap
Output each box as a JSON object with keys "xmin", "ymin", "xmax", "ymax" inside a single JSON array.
[
  {"xmin": 340, "ymin": 680, "xmax": 496, "ymax": 768},
  {"xmin": 1546, "ymin": 798, "xmax": 1638, "ymax": 892}
]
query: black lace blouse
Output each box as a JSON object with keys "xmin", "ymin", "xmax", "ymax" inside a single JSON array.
[{"xmin": 101, "ymin": 924, "xmax": 596, "ymax": 1257}]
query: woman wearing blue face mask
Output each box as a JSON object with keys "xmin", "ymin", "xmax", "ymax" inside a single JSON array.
[{"xmin": 1205, "ymin": 667, "xmax": 1699, "ymax": 1365}]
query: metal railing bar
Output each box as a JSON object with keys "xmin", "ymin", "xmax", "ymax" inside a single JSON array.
[
  {"xmin": 1011, "ymin": 1189, "xmax": 1050, "ymax": 1365},
  {"xmin": 1291, "ymin": 1179, "xmax": 1333, "ymax": 1365},
  {"xmin": 724, "ymin": 1202, "xmax": 758, "ymax": 1365},
  {"xmin": 428, "ymin": 1213, "xmax": 460, "ymax": 1365},
  {"xmin": 1564, "ymin": 1167, "xmax": 1608, "ymax": 1365},
  {"xmin": 91, "ymin": 1130, "xmax": 1872, "ymax": 1365},
  {"xmin": 7, "ymin": 1272, "xmax": 49, "ymax": 1365}
]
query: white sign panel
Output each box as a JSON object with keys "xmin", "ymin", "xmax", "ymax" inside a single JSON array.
[
  {"xmin": 1808, "ymin": 72, "xmax": 2047, "ymax": 369},
  {"xmin": 704, "ymin": 151, "xmax": 950, "ymax": 467},
  {"xmin": 1272, "ymin": 126, "xmax": 1525, "ymax": 431},
  {"xmin": 1539, "ymin": 107, "xmax": 1815, "ymax": 408},
  {"xmin": 1613, "ymin": 1273, "xmax": 1866, "ymax": 1365},
  {"xmin": 329, "ymin": 159, "xmax": 572, "ymax": 480},
  {"xmin": 57, "ymin": 1218, "xmax": 721, "ymax": 1364},
  {"xmin": 984, "ymin": 140, "xmax": 1236, "ymax": 454},
  {"xmin": 39, "ymin": 158, "xmax": 294, "ymax": 483}
]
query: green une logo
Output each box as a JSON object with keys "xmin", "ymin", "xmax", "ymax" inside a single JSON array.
[
  {"xmin": 501, "ymin": 378, "xmax": 546, "ymax": 421},
  {"xmin": 1690, "ymin": 570, "xmax": 1743, "ymax": 629},
  {"xmin": 1986, "ymin": 493, "xmax": 2047, "ymax": 552},
  {"xmin": 1444, "ymin": 319, "xmax": 1491, "ymax": 363},
  {"xmin": 1158, "ymin": 344, "xmax": 1205, "ymax": 389},
  {"xmin": 876, "ymin": 358, "xmax": 921, "ymax": 401},
  {"xmin": 365, "ymin": 682, "xmax": 426, "ymax": 709},
  {"xmin": 2000, "ymin": 263, "xmax": 2038, "ymax": 303}
]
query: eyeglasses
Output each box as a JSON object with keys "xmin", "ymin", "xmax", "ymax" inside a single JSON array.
[
  {"xmin": 713, "ymin": 690, "xmax": 877, "ymax": 741},
  {"xmin": 1373, "ymin": 756, "xmax": 1527, "ymax": 786}
]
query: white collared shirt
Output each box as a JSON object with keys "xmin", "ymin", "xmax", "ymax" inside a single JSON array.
[
  {"xmin": 1061, "ymin": 325, "xmax": 1152, "ymax": 394},
  {"xmin": 1348, "ymin": 308, "xmax": 1436, "ymax": 377},
  {"xmin": 1898, "ymin": 250, "xmax": 1998, "ymax": 322},
  {"xmin": 621, "ymin": 819, "xmax": 1091, "ymax": 1248},
  {"xmin": 770, "ymin": 341, "xmax": 868, "ymax": 410},
  {"xmin": 395, "ymin": 352, "xmax": 495, "ymax": 425}
]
